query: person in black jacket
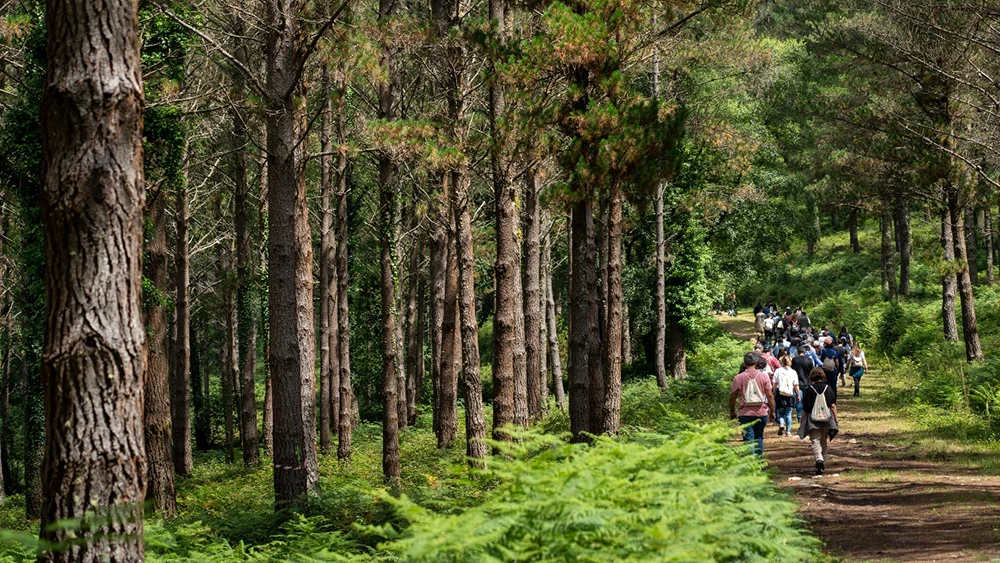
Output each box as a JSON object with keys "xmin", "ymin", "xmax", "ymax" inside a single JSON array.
[{"xmin": 798, "ymin": 368, "xmax": 839, "ymax": 475}]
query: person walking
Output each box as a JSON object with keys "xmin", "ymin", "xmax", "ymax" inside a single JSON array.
[
  {"xmin": 773, "ymin": 355, "xmax": 799, "ymax": 437},
  {"xmin": 848, "ymin": 341, "xmax": 868, "ymax": 398},
  {"xmin": 799, "ymin": 368, "xmax": 839, "ymax": 475},
  {"xmin": 730, "ymin": 352, "xmax": 776, "ymax": 457}
]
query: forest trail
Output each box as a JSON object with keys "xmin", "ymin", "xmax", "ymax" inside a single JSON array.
[{"xmin": 717, "ymin": 314, "xmax": 1000, "ymax": 563}]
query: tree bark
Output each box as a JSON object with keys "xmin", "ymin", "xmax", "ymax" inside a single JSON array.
[
  {"xmin": 669, "ymin": 317, "xmax": 687, "ymax": 379},
  {"xmin": 965, "ymin": 206, "xmax": 978, "ymax": 286},
  {"xmin": 395, "ymin": 199, "xmax": 407, "ymax": 432},
  {"xmin": 896, "ymin": 199, "xmax": 911, "ymax": 296},
  {"xmin": 880, "ymin": 210, "xmax": 897, "ymax": 300},
  {"xmin": 429, "ymin": 180, "xmax": 448, "ymax": 444},
  {"xmin": 950, "ymin": 195, "xmax": 984, "ymax": 360},
  {"xmin": 586, "ymin": 197, "xmax": 604, "ymax": 436},
  {"xmin": 172, "ymin": 144, "xmax": 193, "ymax": 477},
  {"xmin": 335, "ymin": 75, "xmax": 353, "ymax": 461},
  {"xmin": 222, "ymin": 271, "xmax": 238, "ymax": 464},
  {"xmin": 438, "ymin": 221, "xmax": 460, "ymax": 449},
  {"xmin": 39, "ymin": 0, "xmax": 147, "ymax": 555},
  {"xmin": 265, "ymin": 0, "xmax": 319, "ymax": 508},
  {"xmin": 523, "ymin": 167, "xmax": 543, "ymax": 419},
  {"xmin": 602, "ymin": 185, "xmax": 623, "ymax": 435},
  {"xmin": 942, "ymin": 208, "xmax": 960, "ymax": 342},
  {"xmin": 378, "ymin": 0, "xmax": 401, "ymax": 488},
  {"xmin": 490, "ymin": 0, "xmax": 528, "ymax": 437},
  {"xmin": 654, "ymin": 183, "xmax": 667, "ymax": 388},
  {"xmin": 544, "ymin": 230, "xmax": 565, "ymax": 410},
  {"xmin": 404, "ymin": 231, "xmax": 423, "ymax": 427},
  {"xmin": 143, "ymin": 187, "xmax": 176, "ymax": 514},
  {"xmin": 319, "ymin": 62, "xmax": 340, "ymax": 456},
  {"xmin": 849, "ymin": 207, "xmax": 860, "ymax": 253},
  {"xmin": 229, "ymin": 1, "xmax": 260, "ymax": 468},
  {"xmin": 569, "ymin": 201, "xmax": 591, "ymax": 440},
  {"xmin": 985, "ymin": 207, "xmax": 995, "ymax": 285},
  {"xmin": 192, "ymin": 326, "xmax": 209, "ymax": 451}
]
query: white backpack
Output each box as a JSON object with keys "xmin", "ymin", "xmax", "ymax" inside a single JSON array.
[
  {"xmin": 764, "ymin": 318, "xmax": 774, "ymax": 331},
  {"xmin": 811, "ymin": 385, "xmax": 831, "ymax": 422},
  {"xmin": 742, "ymin": 374, "xmax": 766, "ymax": 407},
  {"xmin": 777, "ymin": 369, "xmax": 795, "ymax": 397}
]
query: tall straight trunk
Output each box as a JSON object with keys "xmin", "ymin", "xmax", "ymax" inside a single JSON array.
[
  {"xmin": 415, "ymin": 279, "xmax": 426, "ymax": 411},
  {"xmin": 849, "ymin": 208, "xmax": 860, "ymax": 253},
  {"xmin": 23, "ymin": 356, "xmax": 43, "ymax": 519},
  {"xmin": 144, "ymin": 189, "xmax": 176, "ymax": 513},
  {"xmin": 896, "ymin": 199, "xmax": 911, "ymax": 296},
  {"xmin": 263, "ymin": 365, "xmax": 273, "ymax": 454},
  {"xmin": 538, "ymin": 215, "xmax": 549, "ymax": 406},
  {"xmin": 265, "ymin": 0, "xmax": 319, "ymax": 508},
  {"xmin": 965, "ymin": 206, "xmax": 979, "ymax": 286},
  {"xmin": 193, "ymin": 327, "xmax": 209, "ymax": 450},
  {"xmin": 985, "ymin": 207, "xmax": 995, "ymax": 285},
  {"xmin": 880, "ymin": 211, "xmax": 897, "ymax": 300},
  {"xmin": 222, "ymin": 285, "xmax": 237, "ymax": 464},
  {"xmin": 523, "ymin": 167, "xmax": 543, "ymax": 419},
  {"xmin": 490, "ymin": 0, "xmax": 527, "ymax": 437},
  {"xmin": 654, "ymin": 183, "xmax": 667, "ymax": 387},
  {"xmin": 586, "ymin": 198, "xmax": 604, "ymax": 436},
  {"xmin": 230, "ymin": 3, "xmax": 259, "ymax": 468},
  {"xmin": 378, "ymin": 0, "xmax": 401, "ymax": 487},
  {"xmin": 395, "ymin": 200, "xmax": 407, "ymax": 432},
  {"xmin": 568, "ymin": 200, "xmax": 591, "ymax": 440},
  {"xmin": 319, "ymin": 63, "xmax": 339, "ymax": 455},
  {"xmin": 950, "ymin": 195, "xmax": 984, "ymax": 360},
  {"xmin": 39, "ymin": 0, "xmax": 147, "ymax": 554},
  {"xmin": 602, "ymin": 185, "xmax": 623, "ymax": 435},
  {"xmin": 669, "ymin": 318, "xmax": 687, "ymax": 379},
  {"xmin": 544, "ymin": 228, "xmax": 565, "ymax": 409},
  {"xmin": 172, "ymin": 147, "xmax": 193, "ymax": 477},
  {"xmin": 335, "ymin": 75, "xmax": 353, "ymax": 461},
  {"xmin": 0, "ymin": 336, "xmax": 6, "ymax": 503},
  {"xmin": 429, "ymin": 182, "xmax": 448, "ymax": 443},
  {"xmin": 438, "ymin": 223, "xmax": 460, "ymax": 448},
  {"xmin": 405, "ymin": 233, "xmax": 423, "ymax": 426},
  {"xmin": 942, "ymin": 208, "xmax": 960, "ymax": 342},
  {"xmin": 622, "ymin": 301, "xmax": 632, "ymax": 366}
]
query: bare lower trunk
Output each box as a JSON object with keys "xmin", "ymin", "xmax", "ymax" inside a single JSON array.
[
  {"xmin": 880, "ymin": 211, "xmax": 897, "ymax": 300},
  {"xmin": 172, "ymin": 147, "xmax": 193, "ymax": 477},
  {"xmin": 985, "ymin": 207, "xmax": 995, "ymax": 285},
  {"xmin": 319, "ymin": 64, "xmax": 337, "ymax": 455},
  {"xmin": 144, "ymin": 181, "xmax": 175, "ymax": 514},
  {"xmin": 222, "ymin": 289, "xmax": 237, "ymax": 464},
  {"xmin": 405, "ymin": 234, "xmax": 423, "ymax": 426},
  {"xmin": 523, "ymin": 167, "xmax": 543, "ymax": 419},
  {"xmin": 965, "ymin": 206, "xmax": 979, "ymax": 286},
  {"xmin": 40, "ymin": 1, "xmax": 147, "ymax": 555},
  {"xmin": 193, "ymin": 328, "xmax": 209, "ymax": 451},
  {"xmin": 429, "ymin": 184, "xmax": 448, "ymax": 443},
  {"xmin": 395, "ymin": 200, "xmax": 407, "ymax": 431},
  {"xmin": 654, "ymin": 183, "xmax": 667, "ymax": 388},
  {"xmin": 538, "ymin": 217, "xmax": 549, "ymax": 407},
  {"xmin": 569, "ymin": 201, "xmax": 591, "ymax": 439},
  {"xmin": 602, "ymin": 186, "xmax": 623, "ymax": 435},
  {"xmin": 669, "ymin": 318, "xmax": 687, "ymax": 379},
  {"xmin": 544, "ymin": 233, "xmax": 565, "ymax": 410},
  {"xmin": 335, "ymin": 79, "xmax": 353, "ymax": 461},
  {"xmin": 951, "ymin": 195, "xmax": 984, "ymax": 360},
  {"xmin": 942, "ymin": 208, "xmax": 960, "ymax": 342},
  {"xmin": 849, "ymin": 207, "xmax": 860, "ymax": 253},
  {"xmin": 586, "ymin": 199, "xmax": 604, "ymax": 436},
  {"xmin": 622, "ymin": 301, "xmax": 632, "ymax": 366},
  {"xmin": 896, "ymin": 199, "xmax": 911, "ymax": 296},
  {"xmin": 438, "ymin": 222, "xmax": 460, "ymax": 449}
]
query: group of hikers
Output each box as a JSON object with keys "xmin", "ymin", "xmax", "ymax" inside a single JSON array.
[{"xmin": 727, "ymin": 302, "xmax": 869, "ymax": 475}]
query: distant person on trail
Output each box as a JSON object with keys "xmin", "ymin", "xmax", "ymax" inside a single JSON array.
[
  {"xmin": 835, "ymin": 337, "xmax": 851, "ymax": 388},
  {"xmin": 848, "ymin": 341, "xmax": 868, "ymax": 398},
  {"xmin": 791, "ymin": 346, "xmax": 814, "ymax": 421},
  {"xmin": 838, "ymin": 326, "xmax": 853, "ymax": 346},
  {"xmin": 730, "ymin": 352, "xmax": 776, "ymax": 457},
  {"xmin": 799, "ymin": 368, "xmax": 839, "ymax": 475},
  {"xmin": 819, "ymin": 337, "xmax": 842, "ymax": 391},
  {"xmin": 726, "ymin": 293, "xmax": 737, "ymax": 316},
  {"xmin": 799, "ymin": 310, "xmax": 811, "ymax": 331},
  {"xmin": 763, "ymin": 314, "xmax": 775, "ymax": 347},
  {"xmin": 773, "ymin": 355, "xmax": 799, "ymax": 437},
  {"xmin": 754, "ymin": 312, "xmax": 765, "ymax": 343},
  {"xmin": 754, "ymin": 303, "xmax": 764, "ymax": 316}
]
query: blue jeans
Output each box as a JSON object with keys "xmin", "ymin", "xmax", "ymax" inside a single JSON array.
[
  {"xmin": 738, "ymin": 416, "xmax": 769, "ymax": 457},
  {"xmin": 795, "ymin": 393, "xmax": 803, "ymax": 421},
  {"xmin": 776, "ymin": 407, "xmax": 793, "ymax": 433}
]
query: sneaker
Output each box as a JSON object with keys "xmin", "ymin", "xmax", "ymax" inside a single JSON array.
[
  {"xmin": 816, "ymin": 461, "xmax": 825, "ymax": 475},
  {"xmin": 778, "ymin": 426, "xmax": 785, "ymax": 436}
]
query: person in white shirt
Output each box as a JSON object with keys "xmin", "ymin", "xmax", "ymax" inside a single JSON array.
[
  {"xmin": 773, "ymin": 355, "xmax": 800, "ymax": 437},
  {"xmin": 848, "ymin": 341, "xmax": 869, "ymax": 397}
]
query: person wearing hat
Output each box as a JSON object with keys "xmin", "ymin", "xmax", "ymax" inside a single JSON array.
[{"xmin": 729, "ymin": 352, "xmax": 776, "ymax": 457}]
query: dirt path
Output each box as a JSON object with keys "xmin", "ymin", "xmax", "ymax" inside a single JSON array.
[{"xmin": 718, "ymin": 314, "xmax": 1000, "ymax": 563}]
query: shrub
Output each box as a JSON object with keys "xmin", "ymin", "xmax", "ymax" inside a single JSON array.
[{"xmin": 877, "ymin": 301, "xmax": 907, "ymax": 354}]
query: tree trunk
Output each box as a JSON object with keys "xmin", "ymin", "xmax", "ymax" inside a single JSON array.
[
  {"xmin": 942, "ymin": 208, "xmax": 960, "ymax": 342},
  {"xmin": 490, "ymin": 0, "xmax": 528, "ymax": 437},
  {"xmin": 405, "ymin": 232, "xmax": 423, "ymax": 427},
  {"xmin": 23, "ymin": 355, "xmax": 43, "ymax": 519},
  {"xmin": 192, "ymin": 326, "xmax": 210, "ymax": 451},
  {"xmin": 569, "ymin": 200, "xmax": 591, "ymax": 440},
  {"xmin": 222, "ymin": 283, "xmax": 237, "ymax": 464},
  {"xmin": 378, "ymin": 0, "xmax": 401, "ymax": 489},
  {"xmin": 965, "ymin": 206, "xmax": 979, "ymax": 286},
  {"xmin": 622, "ymin": 301, "xmax": 632, "ymax": 366},
  {"xmin": 172, "ymin": 144, "xmax": 193, "ymax": 477},
  {"xmin": 263, "ymin": 364, "xmax": 273, "ymax": 455},
  {"xmin": 39, "ymin": 0, "xmax": 147, "ymax": 554},
  {"xmin": 586, "ymin": 197, "xmax": 604, "ymax": 436},
  {"xmin": 429, "ymin": 181, "xmax": 448, "ymax": 444},
  {"xmin": 669, "ymin": 317, "xmax": 687, "ymax": 379},
  {"xmin": 438, "ymin": 221, "xmax": 460, "ymax": 449},
  {"xmin": 985, "ymin": 207, "xmax": 995, "ymax": 285},
  {"xmin": 654, "ymin": 182, "xmax": 667, "ymax": 388},
  {"xmin": 335, "ymin": 75, "xmax": 353, "ymax": 461},
  {"xmin": 950, "ymin": 195, "xmax": 984, "ymax": 360},
  {"xmin": 880, "ymin": 210, "xmax": 897, "ymax": 300},
  {"xmin": 896, "ymin": 199, "xmax": 911, "ymax": 296},
  {"xmin": 602, "ymin": 185, "xmax": 623, "ymax": 435},
  {"xmin": 265, "ymin": 0, "xmax": 319, "ymax": 509},
  {"xmin": 144, "ymin": 187, "xmax": 176, "ymax": 514},
  {"xmin": 230, "ymin": 3, "xmax": 260, "ymax": 468},
  {"xmin": 849, "ymin": 208, "xmax": 860, "ymax": 253},
  {"xmin": 523, "ymin": 167, "xmax": 543, "ymax": 419},
  {"xmin": 319, "ymin": 62, "xmax": 339, "ymax": 456},
  {"xmin": 544, "ymin": 228, "xmax": 565, "ymax": 410},
  {"xmin": 395, "ymin": 199, "xmax": 407, "ymax": 432},
  {"xmin": 538, "ymin": 215, "xmax": 550, "ymax": 406}
]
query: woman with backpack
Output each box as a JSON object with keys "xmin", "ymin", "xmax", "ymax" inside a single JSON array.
[
  {"xmin": 848, "ymin": 341, "xmax": 868, "ymax": 398},
  {"xmin": 773, "ymin": 355, "xmax": 799, "ymax": 437},
  {"xmin": 799, "ymin": 368, "xmax": 839, "ymax": 475}
]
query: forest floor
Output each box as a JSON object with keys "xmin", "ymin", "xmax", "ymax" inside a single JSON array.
[{"xmin": 717, "ymin": 314, "xmax": 1000, "ymax": 563}]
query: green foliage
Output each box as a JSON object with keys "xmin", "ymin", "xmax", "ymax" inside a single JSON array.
[
  {"xmin": 382, "ymin": 428, "xmax": 817, "ymax": 562},
  {"xmin": 877, "ymin": 301, "xmax": 907, "ymax": 354}
]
